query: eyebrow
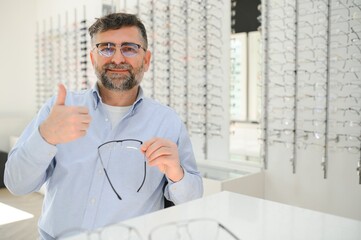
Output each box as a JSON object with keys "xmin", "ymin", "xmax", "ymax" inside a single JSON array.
[{"xmin": 96, "ymin": 42, "xmax": 141, "ymax": 46}]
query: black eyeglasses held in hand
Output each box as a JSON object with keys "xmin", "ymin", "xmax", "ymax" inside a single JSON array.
[{"xmin": 97, "ymin": 139, "xmax": 146, "ymax": 200}]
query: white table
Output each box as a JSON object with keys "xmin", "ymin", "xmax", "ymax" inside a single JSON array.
[
  {"xmin": 66, "ymin": 191, "xmax": 361, "ymax": 240},
  {"xmin": 122, "ymin": 191, "xmax": 361, "ymax": 240}
]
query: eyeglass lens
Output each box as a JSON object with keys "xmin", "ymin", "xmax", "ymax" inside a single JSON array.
[
  {"xmin": 97, "ymin": 140, "xmax": 146, "ymax": 200},
  {"xmin": 97, "ymin": 42, "xmax": 142, "ymax": 58}
]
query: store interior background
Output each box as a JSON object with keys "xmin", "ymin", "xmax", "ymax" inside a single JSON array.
[{"xmin": 0, "ymin": 0, "xmax": 360, "ymax": 224}]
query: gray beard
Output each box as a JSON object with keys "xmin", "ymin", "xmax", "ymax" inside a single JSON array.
[
  {"xmin": 100, "ymin": 71, "xmax": 136, "ymax": 91},
  {"xmin": 96, "ymin": 63, "xmax": 144, "ymax": 91}
]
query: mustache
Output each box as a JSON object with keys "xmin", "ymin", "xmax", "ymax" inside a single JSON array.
[{"xmin": 104, "ymin": 63, "xmax": 132, "ymax": 71}]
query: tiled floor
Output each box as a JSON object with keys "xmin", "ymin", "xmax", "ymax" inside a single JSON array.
[{"xmin": 0, "ymin": 188, "xmax": 43, "ymax": 240}]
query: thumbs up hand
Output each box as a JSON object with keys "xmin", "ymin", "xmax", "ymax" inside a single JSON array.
[
  {"xmin": 39, "ymin": 84, "xmax": 92, "ymax": 145},
  {"xmin": 55, "ymin": 83, "xmax": 67, "ymax": 105}
]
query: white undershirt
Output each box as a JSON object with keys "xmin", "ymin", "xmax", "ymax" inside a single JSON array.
[{"xmin": 103, "ymin": 103, "xmax": 132, "ymax": 129}]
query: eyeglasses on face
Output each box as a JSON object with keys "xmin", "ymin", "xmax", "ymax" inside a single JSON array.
[
  {"xmin": 94, "ymin": 42, "xmax": 146, "ymax": 58},
  {"xmin": 97, "ymin": 139, "xmax": 146, "ymax": 200}
]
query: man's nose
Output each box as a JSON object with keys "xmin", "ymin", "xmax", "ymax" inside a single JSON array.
[{"xmin": 111, "ymin": 48, "xmax": 126, "ymax": 64}]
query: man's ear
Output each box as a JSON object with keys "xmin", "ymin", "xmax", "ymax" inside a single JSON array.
[
  {"xmin": 90, "ymin": 50, "xmax": 95, "ymax": 66},
  {"xmin": 143, "ymin": 50, "xmax": 152, "ymax": 72}
]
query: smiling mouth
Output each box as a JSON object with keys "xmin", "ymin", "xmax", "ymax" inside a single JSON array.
[{"xmin": 107, "ymin": 69, "xmax": 129, "ymax": 73}]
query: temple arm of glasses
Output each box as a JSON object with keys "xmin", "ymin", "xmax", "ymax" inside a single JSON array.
[
  {"xmin": 137, "ymin": 161, "xmax": 146, "ymax": 192},
  {"xmin": 103, "ymin": 168, "xmax": 122, "ymax": 200}
]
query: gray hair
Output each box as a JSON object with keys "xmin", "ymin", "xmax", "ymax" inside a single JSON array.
[{"xmin": 88, "ymin": 12, "xmax": 148, "ymax": 50}]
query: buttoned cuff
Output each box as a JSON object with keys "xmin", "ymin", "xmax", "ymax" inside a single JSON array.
[
  {"xmin": 166, "ymin": 170, "xmax": 192, "ymax": 204},
  {"xmin": 24, "ymin": 127, "xmax": 58, "ymax": 164}
]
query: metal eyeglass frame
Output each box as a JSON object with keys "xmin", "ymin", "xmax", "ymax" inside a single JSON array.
[
  {"xmin": 148, "ymin": 218, "xmax": 241, "ymax": 240},
  {"xmin": 97, "ymin": 139, "xmax": 147, "ymax": 200},
  {"xmin": 94, "ymin": 42, "xmax": 146, "ymax": 58}
]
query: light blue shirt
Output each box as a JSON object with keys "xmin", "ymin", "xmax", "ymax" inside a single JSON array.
[{"xmin": 4, "ymin": 85, "xmax": 203, "ymax": 239}]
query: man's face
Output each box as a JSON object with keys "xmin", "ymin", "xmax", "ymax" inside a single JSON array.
[{"xmin": 90, "ymin": 27, "xmax": 151, "ymax": 92}]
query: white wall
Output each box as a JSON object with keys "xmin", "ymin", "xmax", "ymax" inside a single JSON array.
[
  {"xmin": 35, "ymin": 0, "xmax": 100, "ymax": 22},
  {"xmin": 0, "ymin": 0, "xmax": 101, "ymax": 152},
  {"xmin": 0, "ymin": 0, "xmax": 37, "ymax": 152},
  {"xmin": 265, "ymin": 145, "xmax": 361, "ymax": 221}
]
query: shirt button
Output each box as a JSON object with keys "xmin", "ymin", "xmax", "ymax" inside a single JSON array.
[
  {"xmin": 98, "ymin": 169, "xmax": 103, "ymax": 175},
  {"xmin": 105, "ymin": 118, "xmax": 109, "ymax": 122},
  {"xmin": 90, "ymin": 198, "xmax": 96, "ymax": 205}
]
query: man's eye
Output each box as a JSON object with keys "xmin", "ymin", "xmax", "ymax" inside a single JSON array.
[
  {"xmin": 122, "ymin": 46, "xmax": 138, "ymax": 53},
  {"xmin": 100, "ymin": 47, "xmax": 113, "ymax": 51},
  {"xmin": 100, "ymin": 47, "xmax": 115, "ymax": 54}
]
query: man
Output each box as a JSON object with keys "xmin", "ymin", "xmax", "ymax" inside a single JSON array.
[{"xmin": 4, "ymin": 13, "xmax": 203, "ymax": 239}]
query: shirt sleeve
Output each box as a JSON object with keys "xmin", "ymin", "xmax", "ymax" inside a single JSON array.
[
  {"xmin": 165, "ymin": 123, "xmax": 203, "ymax": 204},
  {"xmin": 4, "ymin": 101, "xmax": 57, "ymax": 195}
]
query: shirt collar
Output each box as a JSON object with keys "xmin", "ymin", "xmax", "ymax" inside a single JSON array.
[{"xmin": 91, "ymin": 83, "xmax": 144, "ymax": 111}]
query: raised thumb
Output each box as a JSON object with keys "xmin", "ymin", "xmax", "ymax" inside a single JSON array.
[{"xmin": 55, "ymin": 83, "xmax": 67, "ymax": 105}]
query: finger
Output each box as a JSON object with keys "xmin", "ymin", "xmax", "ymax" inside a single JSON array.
[
  {"xmin": 147, "ymin": 154, "xmax": 170, "ymax": 167},
  {"xmin": 77, "ymin": 106, "xmax": 89, "ymax": 114},
  {"xmin": 80, "ymin": 114, "xmax": 92, "ymax": 124},
  {"xmin": 79, "ymin": 123, "xmax": 90, "ymax": 131},
  {"xmin": 68, "ymin": 106, "xmax": 89, "ymax": 115},
  {"xmin": 147, "ymin": 146, "xmax": 172, "ymax": 162},
  {"xmin": 144, "ymin": 140, "xmax": 169, "ymax": 159},
  {"xmin": 70, "ymin": 121, "xmax": 90, "ymax": 133},
  {"xmin": 140, "ymin": 137, "xmax": 159, "ymax": 152},
  {"xmin": 55, "ymin": 83, "xmax": 67, "ymax": 105}
]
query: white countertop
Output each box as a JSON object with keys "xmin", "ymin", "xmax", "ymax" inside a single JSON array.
[
  {"xmin": 63, "ymin": 191, "xmax": 361, "ymax": 240},
  {"xmin": 123, "ymin": 191, "xmax": 361, "ymax": 240}
]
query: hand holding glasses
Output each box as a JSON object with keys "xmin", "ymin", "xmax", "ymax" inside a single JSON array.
[
  {"xmin": 97, "ymin": 138, "xmax": 183, "ymax": 201},
  {"xmin": 140, "ymin": 137, "xmax": 184, "ymax": 183}
]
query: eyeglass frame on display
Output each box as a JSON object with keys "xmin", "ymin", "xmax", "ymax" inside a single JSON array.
[
  {"xmin": 148, "ymin": 218, "xmax": 240, "ymax": 240},
  {"xmin": 56, "ymin": 218, "xmax": 241, "ymax": 240}
]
